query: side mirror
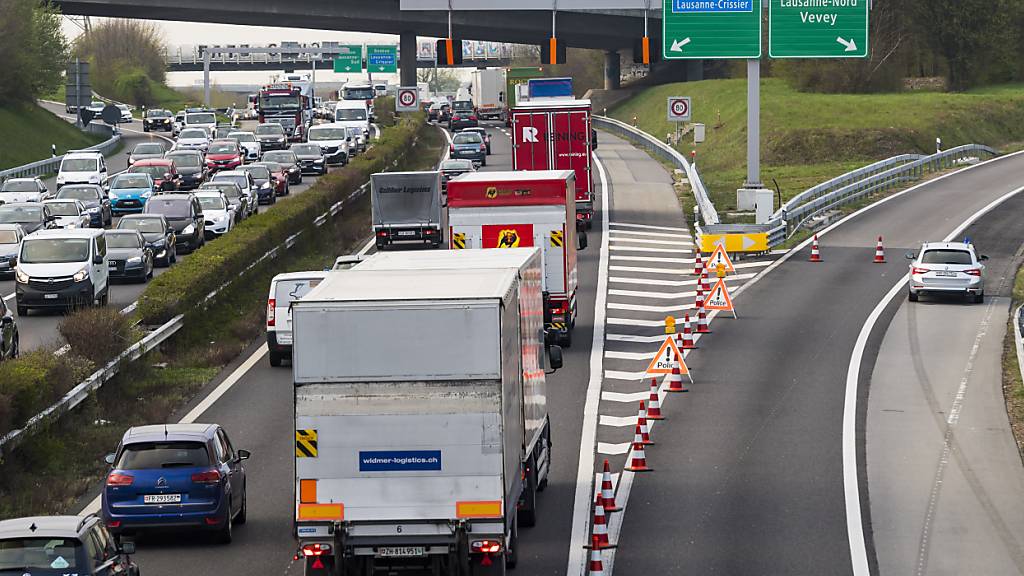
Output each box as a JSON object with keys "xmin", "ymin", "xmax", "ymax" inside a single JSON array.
[
  {"xmin": 237, "ymin": 449, "xmax": 251, "ymax": 461},
  {"xmin": 93, "ymin": 254, "xmax": 103, "ymax": 265},
  {"xmin": 120, "ymin": 541, "xmax": 135, "ymax": 555},
  {"xmin": 104, "ymin": 453, "xmax": 116, "ymax": 465},
  {"xmin": 547, "ymin": 345, "xmax": 564, "ymax": 371},
  {"xmin": 904, "ymin": 251, "xmax": 916, "ymax": 260}
]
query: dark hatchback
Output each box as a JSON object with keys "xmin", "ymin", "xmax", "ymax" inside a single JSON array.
[
  {"xmin": 54, "ymin": 184, "xmax": 112, "ymax": 227},
  {"xmin": 165, "ymin": 149, "xmax": 208, "ymax": 190},
  {"xmin": 116, "ymin": 214, "xmax": 177, "ymax": 267},
  {"xmin": 104, "ymin": 230, "xmax": 154, "ymax": 282},
  {"xmin": 143, "ymin": 108, "xmax": 174, "ymax": 132},
  {"xmin": 261, "ymin": 151, "xmax": 302, "ymax": 184},
  {"xmin": 142, "ymin": 194, "xmax": 205, "ymax": 252}
]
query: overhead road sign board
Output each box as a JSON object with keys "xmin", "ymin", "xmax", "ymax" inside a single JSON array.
[
  {"xmin": 769, "ymin": 0, "xmax": 869, "ymax": 58},
  {"xmin": 396, "ymin": 87, "xmax": 420, "ymax": 112},
  {"xmin": 662, "ymin": 0, "xmax": 762, "ymax": 59},
  {"xmin": 366, "ymin": 45, "xmax": 398, "ymax": 73},
  {"xmin": 699, "ymin": 232, "xmax": 768, "ymax": 252},
  {"xmin": 667, "ymin": 96, "xmax": 691, "ymax": 122},
  {"xmin": 332, "ymin": 45, "xmax": 363, "ymax": 73}
]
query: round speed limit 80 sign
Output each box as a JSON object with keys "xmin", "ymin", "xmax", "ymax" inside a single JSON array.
[
  {"xmin": 667, "ymin": 96, "xmax": 691, "ymax": 122},
  {"xmin": 396, "ymin": 87, "xmax": 419, "ymax": 112}
]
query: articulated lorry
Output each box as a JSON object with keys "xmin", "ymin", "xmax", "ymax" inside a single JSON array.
[
  {"xmin": 291, "ymin": 249, "xmax": 561, "ymax": 576},
  {"xmin": 370, "ymin": 171, "xmax": 445, "ymax": 250},
  {"xmin": 470, "ymin": 68, "xmax": 504, "ymax": 121},
  {"xmin": 502, "ymin": 67, "xmax": 544, "ymax": 125}
]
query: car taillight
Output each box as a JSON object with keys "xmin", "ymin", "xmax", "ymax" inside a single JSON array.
[
  {"xmin": 424, "ymin": 229, "xmax": 436, "ymax": 235},
  {"xmin": 106, "ymin": 521, "xmax": 121, "ymax": 528},
  {"xmin": 191, "ymin": 469, "xmax": 222, "ymax": 484},
  {"xmin": 471, "ymin": 540, "xmax": 502, "ymax": 554},
  {"xmin": 470, "ymin": 115, "xmax": 477, "ymax": 121},
  {"xmin": 377, "ymin": 230, "xmax": 389, "ymax": 237},
  {"xmin": 267, "ymin": 298, "xmax": 276, "ymax": 327},
  {"xmin": 965, "ymin": 269, "xmax": 982, "ymax": 276},
  {"xmin": 911, "ymin": 267, "xmax": 929, "ymax": 275},
  {"xmin": 302, "ymin": 543, "xmax": 332, "ymax": 556},
  {"xmin": 106, "ymin": 473, "xmax": 134, "ymax": 486},
  {"xmin": 452, "ymin": 115, "xmax": 460, "ymax": 121},
  {"xmin": 450, "ymin": 145, "xmax": 455, "ymax": 153}
]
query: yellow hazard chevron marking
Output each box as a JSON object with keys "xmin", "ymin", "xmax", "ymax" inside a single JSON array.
[
  {"xmin": 452, "ymin": 232, "xmax": 466, "ymax": 249},
  {"xmin": 295, "ymin": 429, "xmax": 318, "ymax": 458},
  {"xmin": 550, "ymin": 230, "xmax": 563, "ymax": 247}
]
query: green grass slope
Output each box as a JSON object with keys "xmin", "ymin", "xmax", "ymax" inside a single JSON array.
[
  {"xmin": 0, "ymin": 103, "xmax": 103, "ymax": 171},
  {"xmin": 610, "ymin": 79, "xmax": 1024, "ymax": 213}
]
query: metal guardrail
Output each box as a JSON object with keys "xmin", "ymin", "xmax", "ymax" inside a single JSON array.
[
  {"xmin": 593, "ymin": 115, "xmax": 720, "ymax": 226},
  {"xmin": 0, "ymin": 123, "xmax": 121, "ymax": 181}
]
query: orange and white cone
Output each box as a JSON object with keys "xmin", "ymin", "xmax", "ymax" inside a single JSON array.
[
  {"xmin": 637, "ymin": 401, "xmax": 653, "ymax": 445},
  {"xmin": 695, "ymin": 285, "xmax": 704, "ymax": 310},
  {"xmin": 625, "ymin": 426, "xmax": 653, "ymax": 472},
  {"xmin": 665, "ymin": 359, "xmax": 689, "ymax": 392},
  {"xmin": 600, "ymin": 459, "xmax": 620, "ymax": 513},
  {"xmin": 809, "ymin": 235, "xmax": 822, "ymax": 262},
  {"xmin": 693, "ymin": 249, "xmax": 703, "ymax": 276},
  {"xmin": 589, "ymin": 536, "xmax": 605, "ymax": 575},
  {"xmin": 646, "ymin": 378, "xmax": 664, "ymax": 420},
  {"xmin": 700, "ymin": 269, "xmax": 710, "ymax": 292},
  {"xmin": 592, "ymin": 492, "xmax": 610, "ymax": 548},
  {"xmin": 680, "ymin": 313, "xmax": 695, "ymax": 349},
  {"xmin": 873, "ymin": 236, "xmax": 886, "ymax": 263}
]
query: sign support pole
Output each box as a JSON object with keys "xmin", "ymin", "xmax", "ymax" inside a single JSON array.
[
  {"xmin": 744, "ymin": 58, "xmax": 761, "ymax": 189},
  {"xmin": 203, "ymin": 50, "xmax": 211, "ymax": 108},
  {"xmin": 75, "ymin": 57, "xmax": 82, "ymax": 127}
]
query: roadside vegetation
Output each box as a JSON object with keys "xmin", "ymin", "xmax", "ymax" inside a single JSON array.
[{"xmin": 1002, "ymin": 263, "xmax": 1024, "ymax": 459}]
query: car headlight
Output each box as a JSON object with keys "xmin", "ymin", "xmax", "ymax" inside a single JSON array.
[
  {"xmin": 127, "ymin": 256, "xmax": 143, "ymax": 265},
  {"xmin": 66, "ymin": 223, "xmax": 77, "ymax": 229},
  {"xmin": 260, "ymin": 182, "xmax": 270, "ymax": 189},
  {"xmin": 313, "ymin": 159, "xmax": 323, "ymax": 164},
  {"xmin": 142, "ymin": 190, "xmax": 152, "ymax": 198},
  {"xmin": 183, "ymin": 224, "xmax": 195, "ymax": 234},
  {"xmin": 276, "ymin": 137, "xmax": 285, "ymax": 143},
  {"xmin": 73, "ymin": 268, "xmax": 88, "ymax": 282},
  {"xmin": 15, "ymin": 268, "xmax": 29, "ymax": 283}
]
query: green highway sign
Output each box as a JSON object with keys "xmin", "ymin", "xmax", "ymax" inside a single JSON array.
[
  {"xmin": 769, "ymin": 0, "xmax": 869, "ymax": 58},
  {"xmin": 662, "ymin": 0, "xmax": 762, "ymax": 60},
  {"xmin": 366, "ymin": 45, "xmax": 398, "ymax": 73},
  {"xmin": 333, "ymin": 45, "xmax": 363, "ymax": 73}
]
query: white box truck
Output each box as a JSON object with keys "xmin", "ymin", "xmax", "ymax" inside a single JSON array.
[
  {"xmin": 291, "ymin": 249, "xmax": 561, "ymax": 576},
  {"xmin": 370, "ymin": 171, "xmax": 446, "ymax": 250},
  {"xmin": 470, "ymin": 69, "xmax": 504, "ymax": 121}
]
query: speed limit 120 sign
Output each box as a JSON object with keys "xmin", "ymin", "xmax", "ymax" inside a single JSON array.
[
  {"xmin": 396, "ymin": 87, "xmax": 419, "ymax": 112},
  {"xmin": 667, "ymin": 97, "xmax": 691, "ymax": 122}
]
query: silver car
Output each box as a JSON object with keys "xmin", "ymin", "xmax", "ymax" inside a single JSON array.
[
  {"xmin": 907, "ymin": 242, "xmax": 987, "ymax": 303},
  {"xmin": 128, "ymin": 142, "xmax": 166, "ymax": 166},
  {"xmin": 42, "ymin": 199, "xmax": 91, "ymax": 229}
]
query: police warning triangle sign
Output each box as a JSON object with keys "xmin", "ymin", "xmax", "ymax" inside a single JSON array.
[
  {"xmin": 646, "ymin": 336, "xmax": 688, "ymax": 375},
  {"xmin": 707, "ymin": 243, "xmax": 735, "ymax": 274},
  {"xmin": 705, "ymin": 278, "xmax": 736, "ymax": 318}
]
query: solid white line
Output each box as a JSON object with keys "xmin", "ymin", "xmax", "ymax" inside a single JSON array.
[
  {"xmin": 608, "ymin": 302, "xmax": 694, "ymax": 313},
  {"xmin": 601, "ymin": 389, "xmax": 651, "ymax": 403},
  {"xmin": 597, "ymin": 442, "xmax": 631, "ymax": 455},
  {"xmin": 609, "ymin": 230, "xmax": 692, "ymax": 240},
  {"xmin": 609, "ymin": 222, "xmax": 689, "ymax": 232},
  {"xmin": 609, "ymin": 255, "xmax": 695, "ymax": 264},
  {"xmin": 607, "ymin": 333, "xmax": 677, "ymax": 344},
  {"xmin": 609, "ymin": 244, "xmax": 693, "ymax": 253},
  {"xmin": 605, "ymin": 350, "xmax": 655, "ymax": 361},
  {"xmin": 357, "ymin": 237, "xmax": 375, "ymax": 256},
  {"xmin": 608, "ymin": 265, "xmax": 694, "ymax": 276},
  {"xmin": 610, "ymin": 272, "xmax": 756, "ymax": 287},
  {"xmin": 2, "ymin": 293, "xmax": 13, "ymax": 302},
  {"xmin": 610, "ymin": 235, "xmax": 692, "ymax": 245},
  {"xmin": 566, "ymin": 151, "xmax": 611, "ymax": 576},
  {"xmin": 609, "ymin": 288, "xmax": 698, "ymax": 300},
  {"xmin": 599, "ymin": 415, "xmax": 638, "ymax": 427}
]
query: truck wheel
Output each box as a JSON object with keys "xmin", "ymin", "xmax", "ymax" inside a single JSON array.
[{"xmin": 559, "ymin": 329, "xmax": 572, "ymax": 349}]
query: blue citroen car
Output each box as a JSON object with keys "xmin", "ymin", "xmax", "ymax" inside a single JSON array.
[
  {"xmin": 101, "ymin": 423, "xmax": 250, "ymax": 543},
  {"xmin": 107, "ymin": 173, "xmax": 155, "ymax": 214}
]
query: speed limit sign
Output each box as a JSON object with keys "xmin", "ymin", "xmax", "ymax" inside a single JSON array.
[
  {"xmin": 396, "ymin": 87, "xmax": 419, "ymax": 112},
  {"xmin": 667, "ymin": 96, "xmax": 691, "ymax": 122}
]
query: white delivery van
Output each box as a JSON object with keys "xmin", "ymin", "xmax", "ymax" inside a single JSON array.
[
  {"xmin": 333, "ymin": 100, "xmax": 370, "ymax": 139},
  {"xmin": 15, "ymin": 228, "xmax": 109, "ymax": 315},
  {"xmin": 266, "ymin": 270, "xmax": 329, "ymax": 366}
]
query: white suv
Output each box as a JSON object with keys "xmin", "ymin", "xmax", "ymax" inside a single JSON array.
[
  {"xmin": 56, "ymin": 151, "xmax": 107, "ymax": 187},
  {"xmin": 907, "ymin": 242, "xmax": 988, "ymax": 303}
]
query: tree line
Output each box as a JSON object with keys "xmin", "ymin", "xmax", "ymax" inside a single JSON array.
[{"xmin": 0, "ymin": 0, "xmax": 68, "ymax": 105}]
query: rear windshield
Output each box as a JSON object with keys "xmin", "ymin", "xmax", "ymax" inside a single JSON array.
[
  {"xmin": 263, "ymin": 152, "xmax": 295, "ymax": 164},
  {"xmin": 21, "ymin": 238, "xmax": 90, "ymax": 264},
  {"xmin": 46, "ymin": 202, "xmax": 79, "ymax": 216},
  {"xmin": 256, "ymin": 124, "xmax": 285, "ymax": 136},
  {"xmin": 214, "ymin": 175, "xmax": 248, "ymax": 190},
  {"xmin": 209, "ymin": 142, "xmax": 237, "ymax": 154},
  {"xmin": 116, "ymin": 441, "xmax": 210, "ymax": 469},
  {"xmin": 1, "ymin": 181, "xmax": 38, "ymax": 192},
  {"xmin": 106, "ymin": 233, "xmax": 142, "ymax": 249},
  {"xmin": 186, "ymin": 113, "xmax": 216, "ymax": 125},
  {"xmin": 453, "ymin": 133, "xmax": 482, "ymax": 144},
  {"xmin": 452, "ymin": 100, "xmax": 473, "ymax": 112},
  {"xmin": 146, "ymin": 198, "xmax": 191, "ymax": 217},
  {"xmin": 133, "ymin": 143, "xmax": 164, "ymax": 155},
  {"xmin": 0, "ymin": 537, "xmax": 81, "ymax": 571},
  {"xmin": 921, "ymin": 249, "xmax": 973, "ymax": 265},
  {"xmin": 118, "ymin": 217, "xmax": 163, "ymax": 233},
  {"xmin": 275, "ymin": 277, "xmax": 324, "ymax": 304},
  {"xmin": 111, "ymin": 174, "xmax": 151, "ymax": 189}
]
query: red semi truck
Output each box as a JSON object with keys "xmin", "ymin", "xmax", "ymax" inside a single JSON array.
[
  {"xmin": 511, "ymin": 98, "xmax": 595, "ymax": 228},
  {"xmin": 446, "ymin": 170, "xmax": 585, "ymax": 347}
]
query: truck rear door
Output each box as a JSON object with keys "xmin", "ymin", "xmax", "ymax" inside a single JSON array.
[
  {"xmin": 512, "ymin": 112, "xmax": 550, "ymax": 172},
  {"xmin": 551, "ymin": 110, "xmax": 592, "ymax": 205}
]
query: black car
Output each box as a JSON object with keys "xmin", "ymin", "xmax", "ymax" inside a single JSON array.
[
  {"xmin": 55, "ymin": 184, "xmax": 113, "ymax": 227},
  {"xmin": 142, "ymin": 194, "xmax": 205, "ymax": 253},
  {"xmin": 460, "ymin": 127, "xmax": 492, "ymax": 155},
  {"xmin": 0, "ymin": 203, "xmax": 57, "ymax": 234},
  {"xmin": 199, "ymin": 181, "xmax": 251, "ymax": 220},
  {"xmin": 0, "ymin": 296, "xmax": 18, "ymax": 361},
  {"xmin": 116, "ymin": 214, "xmax": 177, "ymax": 266},
  {"xmin": 238, "ymin": 165, "xmax": 275, "ymax": 206},
  {"xmin": 448, "ymin": 100, "xmax": 478, "ymax": 130},
  {"xmin": 261, "ymin": 150, "xmax": 302, "ymax": 184},
  {"xmin": 439, "ymin": 159, "xmax": 475, "ymax": 191},
  {"xmin": 255, "ymin": 122, "xmax": 288, "ymax": 151},
  {"xmin": 0, "ymin": 514, "xmax": 139, "ymax": 576},
  {"xmin": 165, "ymin": 149, "xmax": 208, "ymax": 190},
  {"xmin": 143, "ymin": 108, "xmax": 174, "ymax": 132},
  {"xmin": 105, "ymin": 230, "xmax": 154, "ymax": 282},
  {"xmin": 289, "ymin": 143, "xmax": 327, "ymax": 175}
]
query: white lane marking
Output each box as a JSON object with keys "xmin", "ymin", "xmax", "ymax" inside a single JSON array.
[
  {"xmin": 608, "ymin": 302, "xmax": 695, "ymax": 313},
  {"xmin": 566, "ymin": 152, "xmax": 611, "ymax": 576},
  {"xmin": 357, "ymin": 237, "xmax": 375, "ymax": 256},
  {"xmin": 609, "ymin": 230, "xmax": 692, "ymax": 240},
  {"xmin": 842, "ymin": 183, "xmax": 1024, "ymax": 576},
  {"xmin": 81, "ymin": 343, "xmax": 269, "ymax": 515},
  {"xmin": 609, "ymin": 265, "xmax": 693, "ymax": 276},
  {"xmin": 610, "ymin": 236, "xmax": 692, "ymax": 246},
  {"xmin": 597, "ymin": 442, "xmax": 631, "ymax": 455},
  {"xmin": 601, "ymin": 389, "xmax": 652, "ymax": 402},
  {"xmin": 2, "ymin": 293, "xmax": 13, "ymax": 302},
  {"xmin": 609, "ymin": 244, "xmax": 694, "ymax": 253},
  {"xmin": 610, "ymin": 272, "xmax": 757, "ymax": 287},
  {"xmin": 599, "ymin": 415, "xmax": 638, "ymax": 428},
  {"xmin": 607, "ymin": 333, "xmax": 678, "ymax": 344},
  {"xmin": 609, "ymin": 255, "xmax": 694, "ymax": 264},
  {"xmin": 609, "ymin": 222, "xmax": 689, "ymax": 232},
  {"xmin": 607, "ymin": 317, "xmax": 682, "ymax": 328},
  {"xmin": 609, "ymin": 288, "xmax": 697, "ymax": 300},
  {"xmin": 605, "ymin": 350, "xmax": 656, "ymax": 361}
]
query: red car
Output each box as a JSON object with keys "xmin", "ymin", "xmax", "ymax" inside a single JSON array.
[
  {"xmin": 205, "ymin": 139, "xmax": 245, "ymax": 172},
  {"xmin": 129, "ymin": 159, "xmax": 180, "ymax": 192},
  {"xmin": 255, "ymin": 161, "xmax": 290, "ymax": 196}
]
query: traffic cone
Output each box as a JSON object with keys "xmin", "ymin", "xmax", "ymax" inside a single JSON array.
[
  {"xmin": 696, "ymin": 298, "xmax": 711, "ymax": 333},
  {"xmin": 624, "ymin": 427, "xmax": 653, "ymax": 472},
  {"xmin": 700, "ymin": 269, "xmax": 710, "ymax": 293},
  {"xmin": 694, "ymin": 250, "xmax": 703, "ymax": 276},
  {"xmin": 665, "ymin": 360, "xmax": 688, "ymax": 393},
  {"xmin": 637, "ymin": 401, "xmax": 653, "ymax": 445},
  {"xmin": 646, "ymin": 378, "xmax": 664, "ymax": 420},
  {"xmin": 873, "ymin": 236, "xmax": 886, "ymax": 263},
  {"xmin": 600, "ymin": 459, "xmax": 620, "ymax": 513},
  {"xmin": 680, "ymin": 314, "xmax": 695, "ymax": 349},
  {"xmin": 588, "ymin": 536, "xmax": 605, "ymax": 575},
  {"xmin": 695, "ymin": 285, "xmax": 704, "ymax": 310},
  {"xmin": 592, "ymin": 492, "xmax": 609, "ymax": 548},
  {"xmin": 809, "ymin": 235, "xmax": 822, "ymax": 262}
]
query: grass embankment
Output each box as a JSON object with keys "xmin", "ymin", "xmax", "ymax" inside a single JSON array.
[
  {"xmin": 0, "ymin": 103, "xmax": 103, "ymax": 170},
  {"xmin": 1002, "ymin": 264, "xmax": 1024, "ymax": 459},
  {"xmin": 610, "ymin": 79, "xmax": 1024, "ymax": 214}
]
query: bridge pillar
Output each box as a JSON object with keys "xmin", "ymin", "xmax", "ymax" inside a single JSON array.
[
  {"xmin": 604, "ymin": 50, "xmax": 620, "ymax": 90},
  {"xmin": 400, "ymin": 30, "xmax": 417, "ymax": 88}
]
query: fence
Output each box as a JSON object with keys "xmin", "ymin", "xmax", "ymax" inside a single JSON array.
[{"xmin": 0, "ymin": 123, "xmax": 121, "ymax": 181}]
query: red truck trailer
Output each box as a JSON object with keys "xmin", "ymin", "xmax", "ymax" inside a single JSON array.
[
  {"xmin": 511, "ymin": 98, "xmax": 595, "ymax": 228},
  {"xmin": 446, "ymin": 169, "xmax": 585, "ymax": 347}
]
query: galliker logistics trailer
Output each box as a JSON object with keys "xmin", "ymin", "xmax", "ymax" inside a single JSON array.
[
  {"xmin": 291, "ymin": 250, "xmax": 561, "ymax": 576},
  {"xmin": 503, "ymin": 67, "xmax": 544, "ymax": 125},
  {"xmin": 511, "ymin": 98, "xmax": 595, "ymax": 228},
  {"xmin": 470, "ymin": 68, "xmax": 504, "ymax": 121},
  {"xmin": 446, "ymin": 170, "xmax": 583, "ymax": 347},
  {"xmin": 370, "ymin": 171, "xmax": 445, "ymax": 250}
]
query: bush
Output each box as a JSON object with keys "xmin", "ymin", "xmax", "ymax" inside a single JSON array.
[
  {"xmin": 137, "ymin": 111, "xmax": 429, "ymax": 325},
  {"xmin": 110, "ymin": 67, "xmax": 155, "ymax": 106},
  {"xmin": 0, "ymin": 351, "xmax": 93, "ymax": 436},
  {"xmin": 58, "ymin": 307, "xmax": 137, "ymax": 365},
  {"xmin": 374, "ymin": 96, "xmax": 396, "ymax": 127}
]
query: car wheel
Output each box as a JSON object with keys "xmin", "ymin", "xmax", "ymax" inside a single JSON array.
[
  {"xmin": 235, "ymin": 485, "xmax": 247, "ymax": 525},
  {"xmin": 908, "ymin": 290, "xmax": 918, "ymax": 302},
  {"xmin": 217, "ymin": 503, "xmax": 233, "ymax": 544},
  {"xmin": 269, "ymin": 350, "xmax": 284, "ymax": 367},
  {"xmin": 974, "ymin": 291, "xmax": 985, "ymax": 304}
]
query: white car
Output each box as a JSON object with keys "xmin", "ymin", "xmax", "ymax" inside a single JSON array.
[
  {"xmin": 907, "ymin": 242, "xmax": 988, "ymax": 303},
  {"xmin": 86, "ymin": 100, "xmax": 105, "ymax": 115},
  {"xmin": 194, "ymin": 190, "xmax": 234, "ymax": 239},
  {"xmin": 56, "ymin": 151, "xmax": 107, "ymax": 187},
  {"xmin": 42, "ymin": 199, "xmax": 91, "ymax": 229},
  {"xmin": 211, "ymin": 170, "xmax": 258, "ymax": 204},
  {"xmin": 346, "ymin": 126, "xmax": 366, "ymax": 154},
  {"xmin": 227, "ymin": 131, "xmax": 262, "ymax": 161},
  {"xmin": 0, "ymin": 178, "xmax": 49, "ymax": 203},
  {"xmin": 266, "ymin": 270, "xmax": 329, "ymax": 366},
  {"xmin": 15, "ymin": 228, "xmax": 110, "ymax": 315},
  {"xmin": 334, "ymin": 100, "xmax": 371, "ymax": 140},
  {"xmin": 172, "ymin": 111, "xmax": 186, "ymax": 136},
  {"xmin": 117, "ymin": 104, "xmax": 133, "ymax": 123},
  {"xmin": 184, "ymin": 111, "xmax": 217, "ymax": 136},
  {"xmin": 175, "ymin": 128, "xmax": 211, "ymax": 153},
  {"xmin": 306, "ymin": 123, "xmax": 350, "ymax": 165}
]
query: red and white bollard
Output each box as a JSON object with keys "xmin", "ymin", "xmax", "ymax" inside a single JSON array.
[
  {"xmin": 646, "ymin": 378, "xmax": 664, "ymax": 420},
  {"xmin": 873, "ymin": 236, "xmax": 886, "ymax": 263},
  {"xmin": 809, "ymin": 235, "xmax": 822, "ymax": 262}
]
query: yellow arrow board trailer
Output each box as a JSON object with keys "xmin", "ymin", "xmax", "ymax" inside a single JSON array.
[{"xmin": 290, "ymin": 249, "xmax": 558, "ymax": 576}]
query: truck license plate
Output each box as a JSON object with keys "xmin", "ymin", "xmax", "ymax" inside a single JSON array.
[
  {"xmin": 377, "ymin": 547, "xmax": 425, "ymax": 558},
  {"xmin": 143, "ymin": 493, "xmax": 181, "ymax": 504}
]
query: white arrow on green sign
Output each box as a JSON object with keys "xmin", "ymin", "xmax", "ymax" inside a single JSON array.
[
  {"xmin": 333, "ymin": 44, "xmax": 363, "ymax": 73},
  {"xmin": 769, "ymin": 0, "xmax": 869, "ymax": 58},
  {"xmin": 662, "ymin": 0, "xmax": 762, "ymax": 60}
]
